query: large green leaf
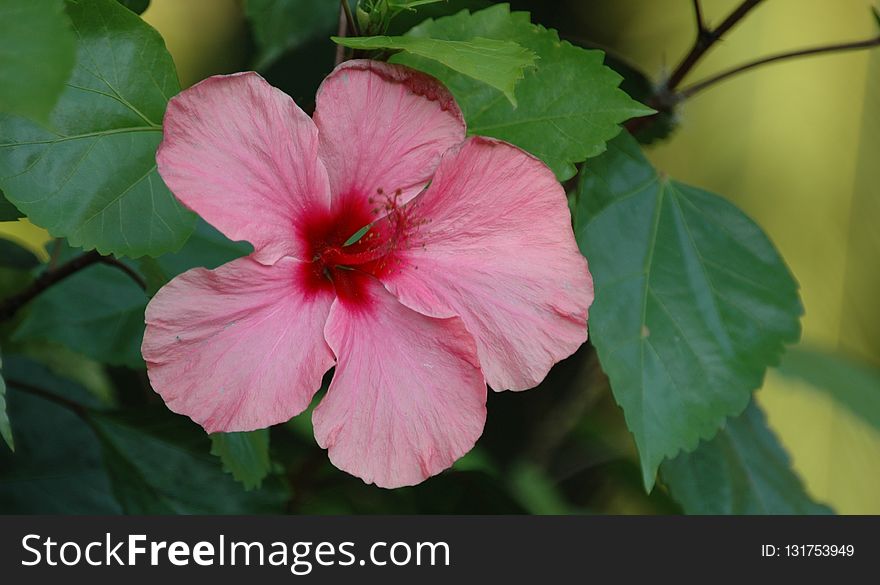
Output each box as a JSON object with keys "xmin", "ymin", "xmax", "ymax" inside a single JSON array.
[
  {"xmin": 391, "ymin": 4, "xmax": 652, "ymax": 180},
  {"xmin": 333, "ymin": 35, "xmax": 536, "ymax": 106},
  {"xmin": 661, "ymin": 401, "xmax": 833, "ymax": 514},
  {"xmin": 0, "ymin": 349, "xmax": 12, "ymax": 451},
  {"xmin": 575, "ymin": 133, "xmax": 802, "ymax": 489},
  {"xmin": 210, "ymin": 429, "xmax": 271, "ymax": 490},
  {"xmin": 776, "ymin": 345, "xmax": 880, "ymax": 432},
  {"xmin": 13, "ymin": 260, "xmax": 148, "ymax": 369},
  {"xmin": 0, "ymin": 0, "xmax": 75, "ymax": 122},
  {"xmin": 89, "ymin": 408, "xmax": 288, "ymax": 513},
  {"xmin": 246, "ymin": 0, "xmax": 338, "ymax": 70},
  {"xmin": 0, "ymin": 0, "xmax": 194, "ymax": 258}
]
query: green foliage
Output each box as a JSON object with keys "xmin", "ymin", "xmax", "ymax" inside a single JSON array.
[
  {"xmin": 0, "ymin": 0, "xmax": 75, "ymax": 122},
  {"xmin": 0, "ymin": 357, "xmax": 121, "ymax": 513},
  {"xmin": 0, "ymin": 350, "xmax": 12, "ymax": 451},
  {"xmin": 392, "ymin": 4, "xmax": 652, "ymax": 180},
  {"xmin": 776, "ymin": 345, "xmax": 880, "ymax": 432},
  {"xmin": 575, "ymin": 133, "xmax": 803, "ymax": 489},
  {"xmin": 873, "ymin": 6, "xmax": 880, "ymax": 30},
  {"xmin": 0, "ymin": 0, "xmax": 194, "ymax": 258},
  {"xmin": 13, "ymin": 260, "xmax": 148, "ymax": 369},
  {"xmin": 508, "ymin": 463, "xmax": 573, "ymax": 514},
  {"xmin": 0, "ymin": 356, "xmax": 286, "ymax": 513},
  {"xmin": 210, "ymin": 430, "xmax": 272, "ymax": 490},
  {"xmin": 138, "ymin": 219, "xmax": 253, "ymax": 295},
  {"xmin": 333, "ymin": 34, "xmax": 536, "ymax": 106},
  {"xmin": 117, "ymin": 0, "xmax": 150, "ymax": 14},
  {"xmin": 0, "ymin": 190, "xmax": 23, "ymax": 221},
  {"xmin": 247, "ymin": 0, "xmax": 339, "ymax": 70},
  {"xmin": 358, "ymin": 0, "xmax": 448, "ymax": 35},
  {"xmin": 0, "ymin": 238, "xmax": 39, "ymax": 271},
  {"xmin": 90, "ymin": 409, "xmax": 287, "ymax": 513},
  {"xmin": 661, "ymin": 401, "xmax": 833, "ymax": 514}
]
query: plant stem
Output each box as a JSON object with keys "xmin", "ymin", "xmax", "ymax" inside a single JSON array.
[
  {"xmin": 335, "ymin": 2, "xmax": 348, "ymax": 66},
  {"xmin": 679, "ymin": 35, "xmax": 880, "ymax": 99},
  {"xmin": 0, "ymin": 251, "xmax": 146, "ymax": 322},
  {"xmin": 663, "ymin": 0, "xmax": 766, "ymax": 94},
  {"xmin": 341, "ymin": 0, "xmax": 358, "ymax": 36}
]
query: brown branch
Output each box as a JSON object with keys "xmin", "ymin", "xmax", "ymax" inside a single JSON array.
[
  {"xmin": 691, "ymin": 0, "xmax": 707, "ymax": 35},
  {"xmin": 0, "ymin": 250, "xmax": 146, "ymax": 322},
  {"xmin": 679, "ymin": 35, "xmax": 880, "ymax": 99},
  {"xmin": 663, "ymin": 0, "xmax": 765, "ymax": 94}
]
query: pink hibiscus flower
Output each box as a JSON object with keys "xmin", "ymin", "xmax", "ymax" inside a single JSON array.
[{"xmin": 143, "ymin": 60, "xmax": 594, "ymax": 488}]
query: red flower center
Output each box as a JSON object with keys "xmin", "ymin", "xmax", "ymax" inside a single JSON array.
[{"xmin": 300, "ymin": 189, "xmax": 409, "ymax": 306}]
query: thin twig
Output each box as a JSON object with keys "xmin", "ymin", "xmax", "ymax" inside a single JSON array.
[
  {"xmin": 0, "ymin": 251, "xmax": 102, "ymax": 321},
  {"xmin": 691, "ymin": 0, "xmax": 706, "ymax": 35},
  {"xmin": 680, "ymin": 35, "xmax": 880, "ymax": 99},
  {"xmin": 663, "ymin": 0, "xmax": 765, "ymax": 94},
  {"xmin": 334, "ymin": 2, "xmax": 348, "ymax": 66},
  {"xmin": 99, "ymin": 256, "xmax": 146, "ymax": 291},
  {"xmin": 6, "ymin": 378, "xmax": 88, "ymax": 417},
  {"xmin": 0, "ymin": 251, "xmax": 146, "ymax": 322}
]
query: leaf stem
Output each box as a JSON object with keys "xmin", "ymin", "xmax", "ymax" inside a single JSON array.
[
  {"xmin": 679, "ymin": 35, "xmax": 880, "ymax": 99},
  {"xmin": 0, "ymin": 251, "xmax": 146, "ymax": 322}
]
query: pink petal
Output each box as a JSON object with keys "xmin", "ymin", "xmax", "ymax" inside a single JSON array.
[
  {"xmin": 157, "ymin": 72, "xmax": 331, "ymax": 265},
  {"xmin": 313, "ymin": 274, "xmax": 486, "ymax": 488},
  {"xmin": 383, "ymin": 137, "xmax": 594, "ymax": 391},
  {"xmin": 313, "ymin": 60, "xmax": 465, "ymax": 211},
  {"xmin": 143, "ymin": 256, "xmax": 335, "ymax": 432}
]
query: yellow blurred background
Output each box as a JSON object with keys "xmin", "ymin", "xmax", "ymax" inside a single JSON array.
[{"xmin": 2, "ymin": 0, "xmax": 877, "ymax": 513}]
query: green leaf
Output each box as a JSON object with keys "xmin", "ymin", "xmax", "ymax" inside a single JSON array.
[
  {"xmin": 0, "ymin": 0, "xmax": 75, "ymax": 122},
  {"xmin": 13, "ymin": 259, "xmax": 148, "ymax": 368},
  {"xmin": 391, "ymin": 4, "xmax": 652, "ymax": 180},
  {"xmin": 0, "ymin": 190, "xmax": 23, "ymax": 221},
  {"xmin": 15, "ymin": 340, "xmax": 116, "ymax": 406},
  {"xmin": 575, "ymin": 133, "xmax": 802, "ymax": 489},
  {"xmin": 154, "ymin": 219, "xmax": 252, "ymax": 277},
  {"xmin": 661, "ymin": 401, "xmax": 833, "ymax": 514},
  {"xmin": 89, "ymin": 408, "xmax": 287, "ymax": 513},
  {"xmin": 117, "ymin": 0, "xmax": 150, "ymax": 14},
  {"xmin": 776, "ymin": 345, "xmax": 880, "ymax": 432},
  {"xmin": 138, "ymin": 218, "xmax": 252, "ymax": 295},
  {"xmin": 873, "ymin": 6, "xmax": 880, "ymax": 30},
  {"xmin": 210, "ymin": 430, "xmax": 271, "ymax": 490},
  {"xmin": 333, "ymin": 35, "xmax": 536, "ymax": 106},
  {"xmin": 0, "ymin": 0, "xmax": 195, "ymax": 258},
  {"xmin": 0, "ymin": 350, "xmax": 12, "ymax": 451},
  {"xmin": 508, "ymin": 462, "xmax": 573, "ymax": 514},
  {"xmin": 246, "ymin": 0, "xmax": 339, "ymax": 70},
  {"xmin": 0, "ymin": 238, "xmax": 40, "ymax": 270},
  {"xmin": 0, "ymin": 356, "xmax": 121, "ymax": 513}
]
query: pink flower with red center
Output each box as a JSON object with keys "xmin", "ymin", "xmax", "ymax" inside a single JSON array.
[{"xmin": 143, "ymin": 60, "xmax": 594, "ymax": 488}]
